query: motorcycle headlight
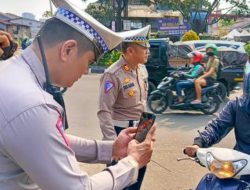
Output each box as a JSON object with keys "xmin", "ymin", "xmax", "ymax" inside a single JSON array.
[{"xmin": 206, "ymin": 152, "xmax": 247, "ymax": 179}]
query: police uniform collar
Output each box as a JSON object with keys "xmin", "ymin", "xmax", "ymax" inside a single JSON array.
[
  {"xmin": 121, "ymin": 56, "xmax": 138, "ymax": 71},
  {"xmin": 21, "ymin": 47, "xmax": 46, "ymax": 88}
]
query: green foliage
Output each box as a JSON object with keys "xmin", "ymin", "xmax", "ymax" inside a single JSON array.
[
  {"xmin": 245, "ymin": 43, "xmax": 250, "ymax": 57},
  {"xmin": 181, "ymin": 30, "xmax": 200, "ymax": 41},
  {"xmin": 155, "ymin": 0, "xmax": 249, "ymax": 33},
  {"xmin": 42, "ymin": 10, "xmax": 53, "ymax": 18},
  {"xmin": 85, "ymin": 3, "xmax": 113, "ymax": 26},
  {"xmin": 98, "ymin": 50, "xmax": 121, "ymax": 67},
  {"xmin": 219, "ymin": 18, "xmax": 235, "ymax": 27},
  {"xmin": 229, "ymin": 0, "xmax": 250, "ymax": 15}
]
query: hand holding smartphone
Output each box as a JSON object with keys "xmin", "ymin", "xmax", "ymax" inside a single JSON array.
[{"xmin": 134, "ymin": 112, "xmax": 156, "ymax": 143}]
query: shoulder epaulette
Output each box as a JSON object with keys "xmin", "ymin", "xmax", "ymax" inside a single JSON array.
[{"xmin": 105, "ymin": 59, "xmax": 123, "ymax": 74}]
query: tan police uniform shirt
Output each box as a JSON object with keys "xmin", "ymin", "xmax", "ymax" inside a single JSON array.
[
  {"xmin": 98, "ymin": 56, "xmax": 148, "ymax": 140},
  {"xmin": 0, "ymin": 47, "xmax": 138, "ymax": 190}
]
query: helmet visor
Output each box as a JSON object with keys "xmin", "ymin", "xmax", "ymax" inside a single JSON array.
[{"xmin": 244, "ymin": 62, "xmax": 250, "ymax": 97}]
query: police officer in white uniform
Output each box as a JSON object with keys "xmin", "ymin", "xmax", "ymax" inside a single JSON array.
[
  {"xmin": 98, "ymin": 26, "xmax": 151, "ymax": 190},
  {"xmin": 0, "ymin": 0, "xmax": 156, "ymax": 189}
]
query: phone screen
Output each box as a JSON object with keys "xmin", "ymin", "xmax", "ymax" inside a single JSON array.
[{"xmin": 134, "ymin": 112, "xmax": 156, "ymax": 143}]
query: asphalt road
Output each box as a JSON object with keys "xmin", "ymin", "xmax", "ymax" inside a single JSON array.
[{"xmin": 64, "ymin": 73, "xmax": 240, "ymax": 190}]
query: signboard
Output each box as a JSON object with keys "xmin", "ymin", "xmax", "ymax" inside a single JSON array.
[
  {"xmin": 158, "ymin": 18, "xmax": 190, "ymax": 35},
  {"xmin": 131, "ymin": 22, "xmax": 142, "ymax": 29},
  {"xmin": 123, "ymin": 20, "xmax": 131, "ymax": 31}
]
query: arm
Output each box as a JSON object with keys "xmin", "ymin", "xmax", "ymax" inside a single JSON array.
[
  {"xmin": 184, "ymin": 65, "xmax": 204, "ymax": 79},
  {"xmin": 98, "ymin": 73, "xmax": 119, "ymax": 140},
  {"xmin": 2, "ymin": 105, "xmax": 138, "ymax": 190},
  {"xmin": 67, "ymin": 134, "xmax": 113, "ymax": 163},
  {"xmin": 198, "ymin": 67, "xmax": 215, "ymax": 80},
  {"xmin": 193, "ymin": 100, "xmax": 236, "ymax": 147},
  {"xmin": 198, "ymin": 59, "xmax": 219, "ymax": 80}
]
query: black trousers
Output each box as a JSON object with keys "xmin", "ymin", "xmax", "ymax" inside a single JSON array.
[{"xmin": 114, "ymin": 125, "xmax": 147, "ymax": 190}]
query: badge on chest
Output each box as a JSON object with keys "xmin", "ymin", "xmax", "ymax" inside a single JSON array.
[{"xmin": 123, "ymin": 82, "xmax": 135, "ymax": 90}]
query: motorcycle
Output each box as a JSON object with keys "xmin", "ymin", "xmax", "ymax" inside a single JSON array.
[
  {"xmin": 147, "ymin": 72, "xmax": 222, "ymax": 115},
  {"xmin": 178, "ymin": 147, "xmax": 250, "ymax": 190}
]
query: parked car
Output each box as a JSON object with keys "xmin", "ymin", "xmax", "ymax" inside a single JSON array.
[
  {"xmin": 174, "ymin": 40, "xmax": 246, "ymax": 52},
  {"xmin": 146, "ymin": 39, "xmax": 248, "ymax": 99}
]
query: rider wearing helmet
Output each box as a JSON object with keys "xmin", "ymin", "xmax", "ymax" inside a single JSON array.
[
  {"xmin": 184, "ymin": 55, "xmax": 250, "ymax": 182},
  {"xmin": 191, "ymin": 43, "xmax": 220, "ymax": 104},
  {"xmin": 176, "ymin": 51, "xmax": 204, "ymax": 103}
]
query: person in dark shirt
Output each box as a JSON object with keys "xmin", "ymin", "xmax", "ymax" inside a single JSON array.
[{"xmin": 184, "ymin": 56, "xmax": 250, "ymax": 181}]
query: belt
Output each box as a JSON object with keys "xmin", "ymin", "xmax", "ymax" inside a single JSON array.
[{"xmin": 113, "ymin": 120, "xmax": 140, "ymax": 128}]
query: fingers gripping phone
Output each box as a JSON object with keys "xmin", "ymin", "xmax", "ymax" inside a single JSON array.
[{"xmin": 134, "ymin": 112, "xmax": 156, "ymax": 143}]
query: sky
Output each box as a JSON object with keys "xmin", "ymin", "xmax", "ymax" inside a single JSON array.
[
  {"xmin": 0, "ymin": 0, "xmax": 249, "ymax": 20},
  {"xmin": 0, "ymin": 0, "xmax": 96, "ymax": 20}
]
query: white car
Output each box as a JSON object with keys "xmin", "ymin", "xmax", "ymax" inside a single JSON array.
[{"xmin": 174, "ymin": 40, "xmax": 246, "ymax": 53}]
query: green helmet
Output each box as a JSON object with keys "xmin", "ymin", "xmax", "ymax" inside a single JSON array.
[{"xmin": 205, "ymin": 43, "xmax": 218, "ymax": 56}]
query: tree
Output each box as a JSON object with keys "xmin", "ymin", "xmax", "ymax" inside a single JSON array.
[
  {"xmin": 42, "ymin": 10, "xmax": 53, "ymax": 18},
  {"xmin": 84, "ymin": 0, "xmax": 129, "ymax": 31},
  {"xmin": 245, "ymin": 44, "xmax": 250, "ymax": 57},
  {"xmin": 85, "ymin": 3, "xmax": 113, "ymax": 27},
  {"xmin": 154, "ymin": 0, "xmax": 249, "ymax": 33},
  {"xmin": 181, "ymin": 30, "xmax": 200, "ymax": 41}
]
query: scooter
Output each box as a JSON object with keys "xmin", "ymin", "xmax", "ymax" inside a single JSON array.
[
  {"xmin": 178, "ymin": 147, "xmax": 250, "ymax": 190},
  {"xmin": 147, "ymin": 72, "xmax": 222, "ymax": 115}
]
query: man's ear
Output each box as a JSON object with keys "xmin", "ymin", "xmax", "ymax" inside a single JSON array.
[
  {"xmin": 127, "ymin": 46, "xmax": 134, "ymax": 55},
  {"xmin": 60, "ymin": 40, "xmax": 77, "ymax": 62}
]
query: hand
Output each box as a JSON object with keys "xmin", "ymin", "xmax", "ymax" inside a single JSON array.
[
  {"xmin": 127, "ymin": 124, "xmax": 156, "ymax": 168},
  {"xmin": 112, "ymin": 127, "xmax": 137, "ymax": 161},
  {"xmin": 184, "ymin": 145, "xmax": 200, "ymax": 157},
  {"xmin": 0, "ymin": 31, "xmax": 13, "ymax": 57}
]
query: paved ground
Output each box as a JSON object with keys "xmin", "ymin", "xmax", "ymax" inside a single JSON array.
[{"xmin": 64, "ymin": 73, "xmax": 240, "ymax": 190}]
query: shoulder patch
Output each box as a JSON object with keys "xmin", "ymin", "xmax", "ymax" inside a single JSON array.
[{"xmin": 105, "ymin": 81, "xmax": 114, "ymax": 93}]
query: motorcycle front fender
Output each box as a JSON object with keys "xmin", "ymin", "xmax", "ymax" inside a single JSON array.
[{"xmin": 196, "ymin": 173, "xmax": 249, "ymax": 190}]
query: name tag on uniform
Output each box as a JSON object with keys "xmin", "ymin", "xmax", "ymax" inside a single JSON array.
[{"xmin": 123, "ymin": 82, "xmax": 135, "ymax": 90}]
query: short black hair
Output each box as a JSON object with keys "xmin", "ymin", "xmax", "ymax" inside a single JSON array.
[
  {"xmin": 121, "ymin": 42, "xmax": 136, "ymax": 53},
  {"xmin": 36, "ymin": 17, "xmax": 93, "ymax": 56}
]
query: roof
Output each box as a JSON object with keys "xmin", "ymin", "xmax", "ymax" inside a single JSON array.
[
  {"xmin": 9, "ymin": 17, "xmax": 44, "ymax": 24},
  {"xmin": 0, "ymin": 19, "xmax": 30, "ymax": 27},
  {"xmin": 231, "ymin": 18, "xmax": 250, "ymax": 30},
  {"xmin": 0, "ymin": 12, "xmax": 20, "ymax": 20},
  {"xmin": 0, "ymin": 19, "xmax": 11, "ymax": 25},
  {"xmin": 4, "ymin": 13, "xmax": 20, "ymax": 19}
]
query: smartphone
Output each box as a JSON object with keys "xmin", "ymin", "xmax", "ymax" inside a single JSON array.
[{"xmin": 134, "ymin": 112, "xmax": 156, "ymax": 143}]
